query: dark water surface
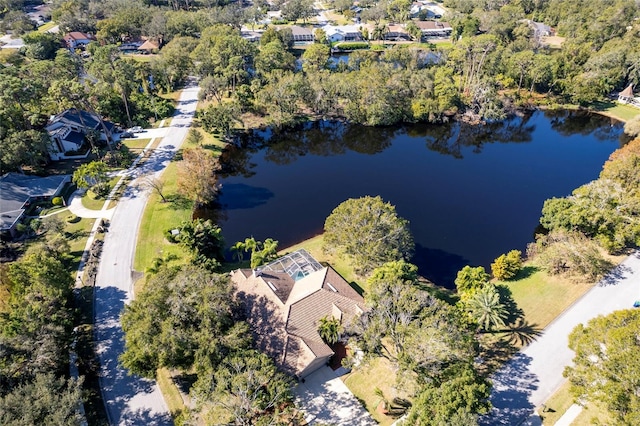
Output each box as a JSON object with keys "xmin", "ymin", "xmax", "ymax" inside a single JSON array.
[{"xmin": 208, "ymin": 111, "xmax": 625, "ymax": 288}]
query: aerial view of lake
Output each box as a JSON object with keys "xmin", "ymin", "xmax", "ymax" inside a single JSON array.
[{"xmin": 208, "ymin": 111, "xmax": 626, "ymax": 288}]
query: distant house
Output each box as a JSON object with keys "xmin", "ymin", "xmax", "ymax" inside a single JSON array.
[
  {"xmin": 324, "ymin": 25, "xmax": 366, "ymax": 43},
  {"xmin": 241, "ymin": 29, "xmax": 264, "ymax": 42},
  {"xmin": 522, "ymin": 19, "xmax": 554, "ymax": 40},
  {"xmin": 384, "ymin": 24, "xmax": 411, "ymax": 41},
  {"xmin": 288, "ymin": 25, "xmax": 314, "ymax": 43},
  {"xmin": 618, "ymin": 83, "xmax": 640, "ymax": 106},
  {"xmin": 63, "ymin": 32, "xmax": 95, "ymax": 49},
  {"xmin": 46, "ymin": 109, "xmax": 116, "ymax": 161},
  {"xmin": 416, "ymin": 20, "xmax": 453, "ymax": 38},
  {"xmin": 118, "ymin": 41, "xmax": 144, "ymax": 53},
  {"xmin": 231, "ymin": 250, "xmax": 365, "ymax": 379},
  {"xmin": 0, "ymin": 173, "xmax": 70, "ymax": 238},
  {"xmin": 138, "ymin": 39, "xmax": 160, "ymax": 54}
]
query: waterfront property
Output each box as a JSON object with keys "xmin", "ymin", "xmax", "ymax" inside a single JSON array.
[{"xmin": 231, "ymin": 249, "xmax": 365, "ymax": 379}]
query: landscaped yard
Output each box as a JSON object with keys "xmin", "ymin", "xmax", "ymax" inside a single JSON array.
[
  {"xmin": 122, "ymin": 137, "xmax": 152, "ymax": 151},
  {"xmin": 134, "ymin": 127, "xmax": 224, "ymax": 275},
  {"xmin": 590, "ymin": 100, "xmax": 640, "ymax": 122},
  {"xmin": 541, "ymin": 380, "xmax": 613, "ymax": 425},
  {"xmin": 81, "ymin": 176, "xmax": 120, "ymax": 210}
]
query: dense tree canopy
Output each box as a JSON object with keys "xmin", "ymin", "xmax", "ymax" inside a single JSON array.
[
  {"xmin": 324, "ymin": 196, "xmax": 414, "ymax": 275},
  {"xmin": 120, "ymin": 265, "xmax": 251, "ymax": 377},
  {"xmin": 565, "ymin": 309, "xmax": 640, "ymax": 425}
]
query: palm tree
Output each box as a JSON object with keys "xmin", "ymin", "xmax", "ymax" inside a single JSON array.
[
  {"xmin": 468, "ymin": 285, "xmax": 508, "ymax": 332},
  {"xmin": 317, "ymin": 316, "xmax": 342, "ymax": 345},
  {"xmin": 231, "ymin": 241, "xmax": 245, "ymax": 263}
]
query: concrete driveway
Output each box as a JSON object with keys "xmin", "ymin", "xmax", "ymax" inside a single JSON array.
[
  {"xmin": 295, "ymin": 367, "xmax": 377, "ymax": 426},
  {"xmin": 482, "ymin": 252, "xmax": 640, "ymax": 425},
  {"xmin": 93, "ymin": 79, "xmax": 199, "ymax": 425}
]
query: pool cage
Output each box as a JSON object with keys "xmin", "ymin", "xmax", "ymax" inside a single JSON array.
[{"xmin": 258, "ymin": 249, "xmax": 323, "ymax": 281}]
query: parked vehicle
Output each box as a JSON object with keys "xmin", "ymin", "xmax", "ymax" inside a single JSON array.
[
  {"xmin": 128, "ymin": 126, "xmax": 144, "ymax": 133},
  {"xmin": 120, "ymin": 131, "xmax": 134, "ymax": 138}
]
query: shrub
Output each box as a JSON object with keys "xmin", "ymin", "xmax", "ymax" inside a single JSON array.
[
  {"xmin": 491, "ymin": 250, "xmax": 522, "ymax": 280},
  {"xmin": 51, "ymin": 196, "xmax": 63, "ymax": 206},
  {"xmin": 623, "ymin": 115, "xmax": 640, "ymax": 137},
  {"xmin": 66, "ymin": 214, "xmax": 80, "ymax": 223}
]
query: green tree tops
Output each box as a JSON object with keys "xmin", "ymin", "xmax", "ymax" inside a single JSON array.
[
  {"xmin": 72, "ymin": 161, "xmax": 109, "ymax": 193},
  {"xmin": 323, "ymin": 196, "xmax": 414, "ymax": 275},
  {"xmin": 455, "ymin": 265, "xmax": 490, "ymax": 299},
  {"xmin": 317, "ymin": 316, "xmax": 342, "ymax": 345},
  {"xmin": 491, "ymin": 250, "xmax": 522, "ymax": 280},
  {"xmin": 565, "ymin": 309, "xmax": 640, "ymax": 425}
]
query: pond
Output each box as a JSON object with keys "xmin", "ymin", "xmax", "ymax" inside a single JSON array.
[{"xmin": 206, "ymin": 111, "xmax": 626, "ymax": 288}]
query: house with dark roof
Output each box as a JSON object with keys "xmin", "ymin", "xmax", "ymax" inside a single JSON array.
[
  {"xmin": 0, "ymin": 173, "xmax": 70, "ymax": 237},
  {"xmin": 416, "ymin": 20, "xmax": 453, "ymax": 38},
  {"xmin": 46, "ymin": 109, "xmax": 116, "ymax": 161},
  {"xmin": 231, "ymin": 249, "xmax": 365, "ymax": 379},
  {"xmin": 288, "ymin": 25, "xmax": 314, "ymax": 43}
]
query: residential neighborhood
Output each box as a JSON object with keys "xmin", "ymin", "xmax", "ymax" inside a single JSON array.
[{"xmin": 1, "ymin": 0, "xmax": 640, "ymax": 425}]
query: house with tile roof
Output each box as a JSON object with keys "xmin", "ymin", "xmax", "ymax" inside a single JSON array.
[
  {"xmin": 63, "ymin": 32, "xmax": 95, "ymax": 49},
  {"xmin": 231, "ymin": 249, "xmax": 365, "ymax": 379}
]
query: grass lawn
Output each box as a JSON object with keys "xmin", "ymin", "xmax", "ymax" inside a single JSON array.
[
  {"xmin": 157, "ymin": 368, "xmax": 187, "ymax": 421},
  {"xmin": 540, "ymin": 380, "xmax": 614, "ymax": 425},
  {"xmin": 342, "ymin": 357, "xmax": 404, "ymax": 426},
  {"xmin": 122, "ymin": 137, "xmax": 152, "ymax": 151},
  {"xmin": 81, "ymin": 176, "xmax": 120, "ymax": 210},
  {"xmin": 589, "ymin": 100, "xmax": 640, "ymax": 122},
  {"xmin": 37, "ymin": 22, "xmax": 56, "ymax": 32},
  {"xmin": 134, "ymin": 127, "xmax": 224, "ymax": 273}
]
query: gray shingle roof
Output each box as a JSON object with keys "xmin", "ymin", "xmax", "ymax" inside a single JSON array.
[{"xmin": 0, "ymin": 173, "xmax": 69, "ymax": 231}]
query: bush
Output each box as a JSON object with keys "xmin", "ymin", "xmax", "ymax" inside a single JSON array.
[
  {"xmin": 66, "ymin": 214, "xmax": 80, "ymax": 223},
  {"xmin": 491, "ymin": 250, "xmax": 522, "ymax": 280},
  {"xmin": 623, "ymin": 115, "xmax": 640, "ymax": 137},
  {"xmin": 51, "ymin": 196, "xmax": 63, "ymax": 206},
  {"xmin": 335, "ymin": 42, "xmax": 369, "ymax": 51}
]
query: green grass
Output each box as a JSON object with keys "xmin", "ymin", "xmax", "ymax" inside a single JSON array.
[
  {"xmin": 538, "ymin": 381, "xmax": 575, "ymax": 424},
  {"xmin": 80, "ymin": 177, "xmax": 120, "ymax": 210},
  {"xmin": 342, "ymin": 357, "xmax": 412, "ymax": 426},
  {"xmin": 134, "ymin": 128, "xmax": 222, "ymax": 273},
  {"xmin": 540, "ymin": 380, "xmax": 614, "ymax": 425},
  {"xmin": 37, "ymin": 22, "xmax": 56, "ymax": 32},
  {"xmin": 589, "ymin": 100, "xmax": 640, "ymax": 122},
  {"xmin": 122, "ymin": 138, "xmax": 152, "ymax": 151},
  {"xmin": 156, "ymin": 368, "xmax": 187, "ymax": 422},
  {"xmin": 497, "ymin": 264, "xmax": 593, "ymax": 331}
]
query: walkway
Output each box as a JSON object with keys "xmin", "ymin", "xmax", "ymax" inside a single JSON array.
[
  {"xmin": 482, "ymin": 252, "xmax": 640, "ymax": 425},
  {"xmin": 294, "ymin": 367, "xmax": 377, "ymax": 426},
  {"xmin": 93, "ymin": 80, "xmax": 199, "ymax": 425}
]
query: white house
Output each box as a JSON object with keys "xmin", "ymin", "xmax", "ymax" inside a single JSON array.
[
  {"xmin": 46, "ymin": 109, "xmax": 116, "ymax": 160},
  {"xmin": 323, "ymin": 25, "xmax": 366, "ymax": 43}
]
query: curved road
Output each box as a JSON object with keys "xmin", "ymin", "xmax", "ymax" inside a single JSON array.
[
  {"xmin": 483, "ymin": 252, "xmax": 640, "ymax": 425},
  {"xmin": 94, "ymin": 80, "xmax": 199, "ymax": 425}
]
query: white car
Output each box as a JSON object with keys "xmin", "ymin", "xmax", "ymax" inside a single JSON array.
[{"xmin": 128, "ymin": 126, "xmax": 144, "ymax": 133}]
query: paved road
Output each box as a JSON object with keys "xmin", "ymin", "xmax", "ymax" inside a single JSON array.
[
  {"xmin": 94, "ymin": 80, "xmax": 199, "ymax": 425},
  {"xmin": 482, "ymin": 252, "xmax": 640, "ymax": 425}
]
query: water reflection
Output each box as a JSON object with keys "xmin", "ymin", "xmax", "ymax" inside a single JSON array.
[{"xmin": 208, "ymin": 110, "xmax": 625, "ymax": 288}]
